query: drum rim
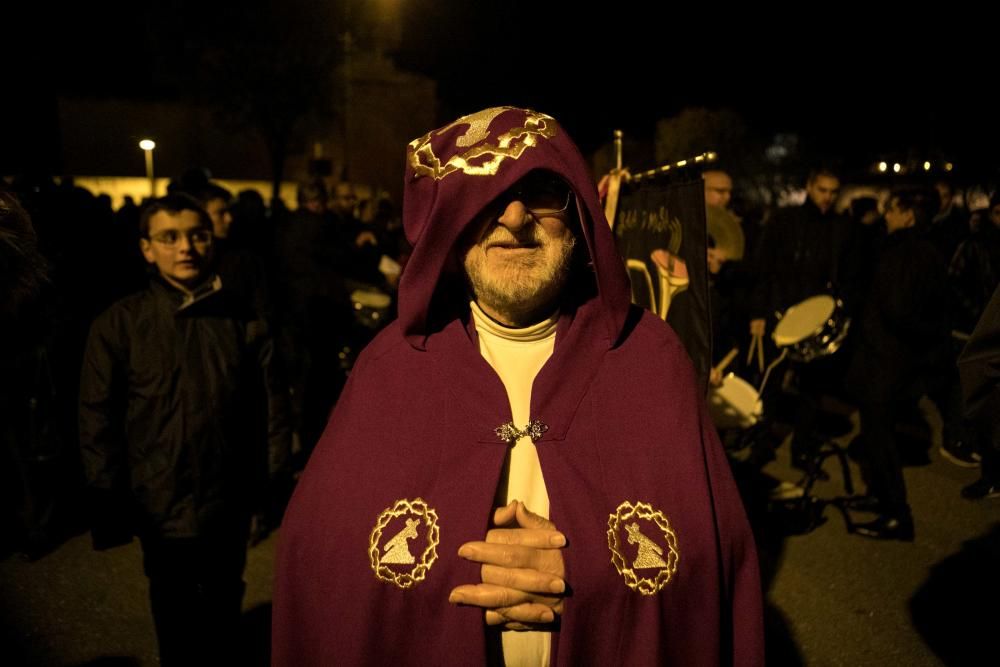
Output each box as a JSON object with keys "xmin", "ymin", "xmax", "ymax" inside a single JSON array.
[
  {"xmin": 772, "ymin": 294, "xmax": 837, "ymax": 346},
  {"xmin": 708, "ymin": 373, "xmax": 763, "ymax": 427}
]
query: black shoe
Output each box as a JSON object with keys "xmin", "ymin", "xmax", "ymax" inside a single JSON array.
[
  {"xmin": 960, "ymin": 478, "xmax": 1000, "ymax": 500},
  {"xmin": 746, "ymin": 441, "xmax": 777, "ymax": 468},
  {"xmin": 768, "ymin": 480, "xmax": 805, "ymax": 501},
  {"xmin": 844, "ymin": 495, "xmax": 882, "ymax": 513},
  {"xmin": 853, "ymin": 513, "xmax": 915, "ymax": 542},
  {"xmin": 791, "ymin": 454, "xmax": 830, "ymax": 481},
  {"xmin": 939, "ymin": 441, "xmax": 981, "ymax": 468}
]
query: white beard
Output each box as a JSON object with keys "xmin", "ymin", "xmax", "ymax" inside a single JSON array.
[{"xmin": 463, "ymin": 229, "xmax": 576, "ymax": 325}]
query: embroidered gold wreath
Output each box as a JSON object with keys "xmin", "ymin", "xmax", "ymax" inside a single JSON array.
[
  {"xmin": 369, "ymin": 498, "xmax": 440, "ymax": 589},
  {"xmin": 607, "ymin": 500, "xmax": 680, "ymax": 595},
  {"xmin": 407, "ymin": 107, "xmax": 557, "ymax": 180}
]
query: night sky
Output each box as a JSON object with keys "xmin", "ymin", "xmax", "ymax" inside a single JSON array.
[
  {"xmin": 391, "ymin": 3, "xmax": 996, "ymax": 170},
  {"xmin": 7, "ymin": 1, "xmax": 996, "ymax": 178}
]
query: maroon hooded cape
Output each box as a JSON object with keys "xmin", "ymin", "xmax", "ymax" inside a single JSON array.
[{"xmin": 273, "ymin": 107, "xmax": 763, "ymax": 666}]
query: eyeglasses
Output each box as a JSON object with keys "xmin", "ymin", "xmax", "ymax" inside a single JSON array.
[
  {"xmin": 148, "ymin": 229, "xmax": 213, "ymax": 247},
  {"xmin": 497, "ymin": 173, "xmax": 574, "ymax": 217}
]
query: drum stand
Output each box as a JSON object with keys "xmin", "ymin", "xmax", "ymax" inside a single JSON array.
[
  {"xmin": 800, "ymin": 440, "xmax": 864, "ymax": 533},
  {"xmin": 774, "ymin": 439, "xmax": 867, "ymax": 535},
  {"xmin": 762, "ymin": 351, "xmax": 868, "ymax": 535}
]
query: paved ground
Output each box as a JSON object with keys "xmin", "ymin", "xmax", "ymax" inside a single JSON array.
[
  {"xmin": 749, "ymin": 424, "xmax": 999, "ymax": 667},
  {"xmin": 1, "ymin": 403, "xmax": 997, "ymax": 666},
  {"xmin": 0, "ymin": 527, "xmax": 276, "ymax": 666}
]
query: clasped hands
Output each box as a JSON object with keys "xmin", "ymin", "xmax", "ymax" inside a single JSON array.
[{"xmin": 448, "ymin": 500, "xmax": 566, "ymax": 631}]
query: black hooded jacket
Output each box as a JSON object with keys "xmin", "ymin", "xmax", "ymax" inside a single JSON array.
[
  {"xmin": 79, "ymin": 276, "xmax": 291, "ymax": 545},
  {"xmin": 750, "ymin": 199, "xmax": 857, "ymax": 320},
  {"xmin": 846, "ymin": 227, "xmax": 950, "ymax": 404}
]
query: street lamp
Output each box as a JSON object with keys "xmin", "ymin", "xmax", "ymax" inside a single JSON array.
[{"xmin": 139, "ymin": 139, "xmax": 156, "ymax": 198}]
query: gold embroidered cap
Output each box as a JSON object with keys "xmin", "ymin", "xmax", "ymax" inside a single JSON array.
[{"xmin": 407, "ymin": 107, "xmax": 557, "ymax": 182}]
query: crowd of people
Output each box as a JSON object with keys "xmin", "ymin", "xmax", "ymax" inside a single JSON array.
[
  {"xmin": 2, "ymin": 105, "xmax": 999, "ymax": 663},
  {"xmin": 703, "ymin": 166, "xmax": 1000, "ymax": 541},
  {"xmin": 1, "ymin": 171, "xmax": 407, "ymax": 663}
]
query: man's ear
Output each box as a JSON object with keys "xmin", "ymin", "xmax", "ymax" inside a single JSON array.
[{"xmin": 140, "ymin": 238, "xmax": 155, "ymax": 264}]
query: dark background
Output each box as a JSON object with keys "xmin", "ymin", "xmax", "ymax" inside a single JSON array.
[{"xmin": 5, "ymin": 1, "xmax": 996, "ymax": 181}]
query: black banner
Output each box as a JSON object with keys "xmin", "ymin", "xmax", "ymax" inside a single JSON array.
[{"xmin": 614, "ymin": 179, "xmax": 711, "ymax": 393}]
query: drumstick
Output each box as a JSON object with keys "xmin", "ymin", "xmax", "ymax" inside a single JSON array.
[
  {"xmin": 603, "ymin": 170, "xmax": 622, "ymax": 229},
  {"xmin": 756, "ymin": 333, "xmax": 765, "ymax": 372},
  {"xmin": 714, "ymin": 347, "xmax": 739, "ymax": 375},
  {"xmin": 745, "ymin": 334, "xmax": 757, "ymax": 367}
]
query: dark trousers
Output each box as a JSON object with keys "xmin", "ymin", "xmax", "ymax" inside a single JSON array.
[
  {"xmin": 140, "ymin": 521, "xmax": 249, "ymax": 667},
  {"xmin": 858, "ymin": 402, "xmax": 910, "ymax": 516},
  {"xmin": 974, "ymin": 419, "xmax": 1000, "ymax": 482},
  {"xmin": 925, "ymin": 342, "xmax": 973, "ymax": 447},
  {"xmin": 791, "ymin": 353, "xmax": 848, "ymax": 459}
]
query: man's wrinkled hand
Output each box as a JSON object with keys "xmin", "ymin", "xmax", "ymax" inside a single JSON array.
[{"xmin": 449, "ymin": 501, "xmax": 567, "ymax": 630}]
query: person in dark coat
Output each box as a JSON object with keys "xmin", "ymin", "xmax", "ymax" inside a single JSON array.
[
  {"xmin": 0, "ymin": 190, "xmax": 60, "ymax": 559},
  {"xmin": 845, "ymin": 190, "xmax": 950, "ymax": 540},
  {"xmin": 956, "ymin": 283, "xmax": 1000, "ymax": 499},
  {"xmin": 926, "ymin": 178, "xmax": 968, "ymax": 263},
  {"xmin": 936, "ymin": 193, "xmax": 1000, "ymax": 467},
  {"xmin": 749, "ymin": 169, "xmax": 859, "ymax": 474},
  {"xmin": 273, "ymin": 107, "xmax": 763, "ymax": 665},
  {"xmin": 273, "ymin": 181, "xmax": 354, "ymax": 460},
  {"xmin": 79, "ymin": 194, "xmax": 291, "ymax": 666}
]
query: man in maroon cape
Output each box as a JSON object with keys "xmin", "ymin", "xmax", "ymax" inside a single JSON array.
[{"xmin": 273, "ymin": 107, "xmax": 763, "ymax": 666}]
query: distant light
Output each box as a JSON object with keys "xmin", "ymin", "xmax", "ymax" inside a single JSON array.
[
  {"xmin": 944, "ymin": 162, "xmax": 954, "ymax": 172},
  {"xmin": 923, "ymin": 161, "xmax": 932, "ymax": 171},
  {"xmin": 139, "ymin": 139, "xmax": 156, "ymax": 151},
  {"xmin": 892, "ymin": 163, "xmax": 902, "ymax": 173},
  {"xmin": 878, "ymin": 162, "xmax": 888, "ymax": 172}
]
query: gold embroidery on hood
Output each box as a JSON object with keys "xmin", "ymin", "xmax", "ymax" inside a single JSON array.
[
  {"xmin": 446, "ymin": 107, "xmax": 508, "ymax": 147},
  {"xmin": 407, "ymin": 107, "xmax": 557, "ymax": 181},
  {"xmin": 607, "ymin": 500, "xmax": 679, "ymax": 595},
  {"xmin": 369, "ymin": 498, "xmax": 440, "ymax": 589}
]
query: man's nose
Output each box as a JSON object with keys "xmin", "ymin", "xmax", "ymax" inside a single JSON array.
[
  {"xmin": 176, "ymin": 235, "xmax": 193, "ymax": 252},
  {"xmin": 497, "ymin": 200, "xmax": 533, "ymax": 231}
]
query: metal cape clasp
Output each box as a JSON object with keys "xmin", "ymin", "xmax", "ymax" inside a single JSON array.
[{"xmin": 495, "ymin": 419, "xmax": 549, "ymax": 444}]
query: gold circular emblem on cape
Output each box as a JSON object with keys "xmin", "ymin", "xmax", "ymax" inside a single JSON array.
[
  {"xmin": 607, "ymin": 500, "xmax": 679, "ymax": 595},
  {"xmin": 407, "ymin": 107, "xmax": 557, "ymax": 181},
  {"xmin": 369, "ymin": 498, "xmax": 440, "ymax": 589}
]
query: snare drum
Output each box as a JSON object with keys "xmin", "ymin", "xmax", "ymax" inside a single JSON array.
[
  {"xmin": 772, "ymin": 294, "xmax": 850, "ymax": 362},
  {"xmin": 709, "ymin": 374, "xmax": 763, "ymax": 429},
  {"xmin": 351, "ymin": 288, "xmax": 392, "ymax": 329}
]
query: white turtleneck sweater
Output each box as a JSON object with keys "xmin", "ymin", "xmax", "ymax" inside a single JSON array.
[{"xmin": 471, "ymin": 301, "xmax": 557, "ymax": 667}]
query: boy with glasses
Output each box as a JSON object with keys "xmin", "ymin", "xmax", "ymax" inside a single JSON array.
[{"xmin": 79, "ymin": 194, "xmax": 290, "ymax": 665}]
